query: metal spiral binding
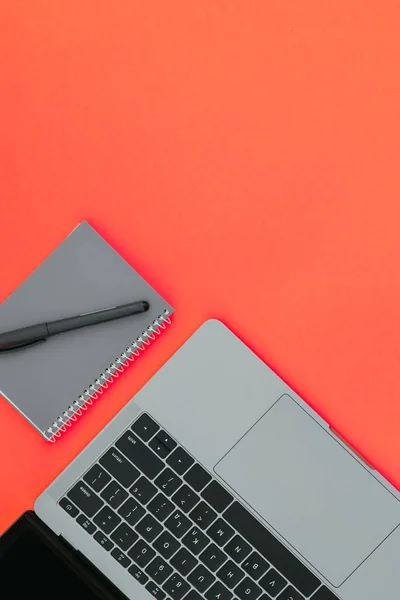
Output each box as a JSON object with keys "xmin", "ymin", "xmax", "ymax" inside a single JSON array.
[{"xmin": 45, "ymin": 309, "xmax": 172, "ymax": 442}]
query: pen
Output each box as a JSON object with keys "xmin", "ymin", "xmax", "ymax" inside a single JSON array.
[{"xmin": 0, "ymin": 300, "xmax": 150, "ymax": 353}]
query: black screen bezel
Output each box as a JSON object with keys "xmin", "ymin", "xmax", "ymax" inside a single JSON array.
[{"xmin": 0, "ymin": 511, "xmax": 127, "ymax": 600}]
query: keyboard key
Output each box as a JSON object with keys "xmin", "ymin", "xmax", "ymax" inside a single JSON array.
[
  {"xmin": 184, "ymin": 591, "xmax": 203, "ymax": 600},
  {"xmin": 59, "ymin": 497, "xmax": 79, "ymax": 518},
  {"xmin": 199, "ymin": 543, "xmax": 227, "ymax": 572},
  {"xmin": 153, "ymin": 531, "xmax": 180, "ymax": 559},
  {"xmin": 111, "ymin": 522, "xmax": 138, "ymax": 551},
  {"xmin": 100, "ymin": 448, "xmax": 140, "ymax": 488},
  {"xmin": 132, "ymin": 413, "xmax": 159, "ymax": 441},
  {"xmin": 77, "ymin": 514, "xmax": 96, "ymax": 534},
  {"xmin": 235, "ymin": 577, "xmax": 262, "ymax": 600},
  {"xmin": 259, "ymin": 569, "xmax": 286, "ymax": 598},
  {"xmin": 128, "ymin": 538, "xmax": 156, "ymax": 566},
  {"xmin": 83, "ymin": 464, "xmax": 111, "ymax": 492},
  {"xmin": 67, "ymin": 482, "xmax": 104, "ymax": 518},
  {"xmin": 276, "ymin": 586, "xmax": 304, "ymax": 600},
  {"xmin": 311, "ymin": 588, "xmax": 338, "ymax": 600},
  {"xmin": 128, "ymin": 564, "xmax": 149, "ymax": 584},
  {"xmin": 182, "ymin": 526, "xmax": 209, "ymax": 555},
  {"xmin": 188, "ymin": 564, "xmax": 215, "ymax": 592},
  {"xmin": 116, "ymin": 432, "xmax": 164, "ymax": 479},
  {"xmin": 94, "ymin": 506, "xmax": 122, "ymax": 534},
  {"xmin": 111, "ymin": 548, "xmax": 131, "ymax": 568},
  {"xmin": 148, "ymin": 493, "xmax": 175, "ymax": 521},
  {"xmin": 225, "ymin": 535, "xmax": 251, "ymax": 563},
  {"xmin": 146, "ymin": 556, "xmax": 173, "ymax": 584},
  {"xmin": 166, "ymin": 447, "xmax": 194, "ymax": 475},
  {"xmin": 101, "ymin": 481, "xmax": 128, "ymax": 508},
  {"xmin": 136, "ymin": 514, "xmax": 163, "ymax": 542},
  {"xmin": 165, "ymin": 510, "xmax": 192, "ymax": 538},
  {"xmin": 118, "ymin": 497, "xmax": 145, "ymax": 526},
  {"xmin": 146, "ymin": 581, "xmax": 166, "ymax": 599},
  {"xmin": 150, "ymin": 437, "xmax": 172, "ymax": 459},
  {"xmin": 217, "ymin": 560, "xmax": 245, "ymax": 588},
  {"xmin": 155, "ymin": 468, "xmax": 183, "ymax": 496},
  {"xmin": 170, "ymin": 548, "xmax": 198, "ymax": 576},
  {"xmin": 224, "ymin": 503, "xmax": 320, "ymax": 597},
  {"xmin": 94, "ymin": 531, "xmax": 113, "ymax": 551},
  {"xmin": 190, "ymin": 502, "xmax": 217, "ymax": 529},
  {"xmin": 207, "ymin": 518, "xmax": 235, "ymax": 546},
  {"xmin": 205, "ymin": 581, "xmax": 233, "ymax": 600},
  {"xmin": 202, "ymin": 481, "xmax": 233, "ymax": 513},
  {"xmin": 155, "ymin": 431, "xmax": 177, "ymax": 452},
  {"xmin": 184, "ymin": 464, "xmax": 212, "ymax": 492},
  {"xmin": 163, "ymin": 573, "xmax": 190, "ymax": 600},
  {"xmin": 130, "ymin": 476, "xmax": 157, "ymax": 504},
  {"xmin": 172, "ymin": 485, "xmax": 200, "ymax": 513},
  {"xmin": 242, "ymin": 552, "xmax": 269, "ymax": 580}
]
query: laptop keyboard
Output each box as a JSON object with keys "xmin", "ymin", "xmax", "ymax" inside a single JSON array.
[{"xmin": 59, "ymin": 413, "xmax": 338, "ymax": 600}]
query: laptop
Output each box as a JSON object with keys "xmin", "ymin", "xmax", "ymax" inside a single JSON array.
[{"xmin": 3, "ymin": 320, "xmax": 399, "ymax": 599}]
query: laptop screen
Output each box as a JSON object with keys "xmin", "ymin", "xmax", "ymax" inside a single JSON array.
[
  {"xmin": 0, "ymin": 529, "xmax": 103, "ymax": 597},
  {"xmin": 0, "ymin": 513, "xmax": 124, "ymax": 599}
]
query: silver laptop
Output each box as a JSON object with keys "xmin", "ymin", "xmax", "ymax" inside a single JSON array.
[{"xmin": 35, "ymin": 320, "xmax": 400, "ymax": 600}]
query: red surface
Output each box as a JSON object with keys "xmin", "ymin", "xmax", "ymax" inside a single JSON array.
[{"xmin": 1, "ymin": 1, "xmax": 400, "ymax": 533}]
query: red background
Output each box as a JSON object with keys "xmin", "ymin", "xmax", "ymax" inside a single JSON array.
[{"xmin": 1, "ymin": 1, "xmax": 400, "ymax": 533}]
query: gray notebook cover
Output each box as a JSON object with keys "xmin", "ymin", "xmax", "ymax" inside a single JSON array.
[{"xmin": 0, "ymin": 222, "xmax": 174, "ymax": 440}]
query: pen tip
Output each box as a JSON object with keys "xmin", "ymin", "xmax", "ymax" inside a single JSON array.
[{"xmin": 143, "ymin": 301, "xmax": 150, "ymax": 311}]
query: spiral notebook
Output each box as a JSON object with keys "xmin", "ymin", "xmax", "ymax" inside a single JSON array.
[{"xmin": 0, "ymin": 222, "xmax": 173, "ymax": 441}]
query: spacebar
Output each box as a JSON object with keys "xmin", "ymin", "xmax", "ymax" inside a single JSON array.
[{"xmin": 224, "ymin": 502, "xmax": 320, "ymax": 596}]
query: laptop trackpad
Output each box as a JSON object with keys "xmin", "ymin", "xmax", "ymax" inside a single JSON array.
[{"xmin": 215, "ymin": 395, "xmax": 400, "ymax": 587}]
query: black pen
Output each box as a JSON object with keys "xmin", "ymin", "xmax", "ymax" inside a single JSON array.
[{"xmin": 0, "ymin": 300, "xmax": 149, "ymax": 353}]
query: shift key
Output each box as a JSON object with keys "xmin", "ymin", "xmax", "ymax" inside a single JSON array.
[
  {"xmin": 116, "ymin": 432, "xmax": 164, "ymax": 479},
  {"xmin": 67, "ymin": 481, "xmax": 104, "ymax": 517}
]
